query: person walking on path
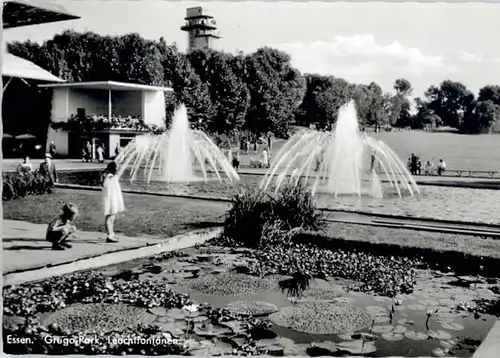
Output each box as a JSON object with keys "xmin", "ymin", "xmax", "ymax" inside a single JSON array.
[
  {"xmin": 38, "ymin": 153, "xmax": 58, "ymax": 188},
  {"xmin": 97, "ymin": 144, "xmax": 105, "ymax": 163},
  {"xmin": 46, "ymin": 203, "xmax": 78, "ymax": 250},
  {"xmin": 267, "ymin": 133, "xmax": 273, "ymax": 152},
  {"xmin": 102, "ymin": 161, "xmax": 125, "ymax": 243},
  {"xmin": 49, "ymin": 141, "xmax": 57, "ymax": 159},
  {"xmin": 232, "ymin": 151, "xmax": 241, "ymax": 171},
  {"xmin": 86, "ymin": 141, "xmax": 93, "ymax": 162},
  {"xmin": 261, "ymin": 149, "xmax": 269, "ymax": 168},
  {"xmin": 437, "ymin": 159, "xmax": 446, "ymax": 176}
]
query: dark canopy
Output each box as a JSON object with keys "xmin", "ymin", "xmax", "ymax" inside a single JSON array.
[{"xmin": 3, "ymin": 0, "xmax": 80, "ymax": 29}]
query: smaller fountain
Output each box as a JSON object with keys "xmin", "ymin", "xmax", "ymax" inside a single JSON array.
[
  {"xmin": 261, "ymin": 101, "xmax": 419, "ymax": 198},
  {"xmin": 116, "ymin": 105, "xmax": 239, "ymax": 183}
]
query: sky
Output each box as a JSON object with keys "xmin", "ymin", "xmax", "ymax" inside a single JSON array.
[{"xmin": 4, "ymin": 1, "xmax": 500, "ymax": 98}]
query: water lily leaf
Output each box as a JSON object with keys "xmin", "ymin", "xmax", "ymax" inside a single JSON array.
[
  {"xmin": 427, "ymin": 330, "xmax": 453, "ymax": 340},
  {"xmin": 336, "ymin": 340, "xmax": 376, "ymax": 354},
  {"xmin": 440, "ymin": 322, "xmax": 464, "ymax": 331},
  {"xmin": 371, "ymin": 325, "xmax": 393, "ymax": 334},
  {"xmin": 148, "ymin": 307, "xmax": 168, "ymax": 316},
  {"xmin": 381, "ymin": 332, "xmax": 404, "ymax": 341},
  {"xmin": 432, "ymin": 347, "xmax": 446, "ymax": 357},
  {"xmin": 407, "ymin": 304, "xmax": 426, "ymax": 311},
  {"xmin": 393, "ymin": 325, "xmax": 407, "ymax": 334},
  {"xmin": 404, "ymin": 330, "xmax": 428, "ymax": 340},
  {"xmin": 167, "ymin": 308, "xmax": 187, "ymax": 320}
]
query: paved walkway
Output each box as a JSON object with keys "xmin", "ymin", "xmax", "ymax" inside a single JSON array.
[{"xmin": 2, "ymin": 219, "xmax": 160, "ymax": 274}]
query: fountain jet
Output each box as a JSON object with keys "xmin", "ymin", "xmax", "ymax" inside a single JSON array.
[
  {"xmin": 260, "ymin": 101, "xmax": 419, "ymax": 198},
  {"xmin": 116, "ymin": 105, "xmax": 239, "ymax": 183}
]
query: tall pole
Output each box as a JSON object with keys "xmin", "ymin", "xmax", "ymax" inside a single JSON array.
[{"xmin": 108, "ymin": 89, "xmax": 112, "ymax": 158}]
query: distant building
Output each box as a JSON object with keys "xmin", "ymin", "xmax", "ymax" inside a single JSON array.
[
  {"xmin": 41, "ymin": 81, "xmax": 173, "ymax": 159},
  {"xmin": 180, "ymin": 6, "xmax": 220, "ymax": 52}
]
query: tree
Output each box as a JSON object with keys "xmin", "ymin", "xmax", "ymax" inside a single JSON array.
[
  {"xmin": 394, "ymin": 78, "xmax": 413, "ymax": 97},
  {"xmin": 353, "ymin": 82, "xmax": 385, "ymax": 131},
  {"xmin": 462, "ymin": 100, "xmax": 500, "ymax": 134},
  {"xmin": 243, "ymin": 47, "xmax": 306, "ymax": 138},
  {"xmin": 157, "ymin": 39, "xmax": 214, "ymax": 127},
  {"xmin": 296, "ymin": 74, "xmax": 352, "ymax": 130},
  {"xmin": 424, "ymin": 80, "xmax": 475, "ymax": 128},
  {"xmin": 188, "ymin": 49, "xmax": 250, "ymax": 134},
  {"xmin": 478, "ymin": 85, "xmax": 500, "ymax": 106},
  {"xmin": 414, "ymin": 97, "xmax": 441, "ymax": 128},
  {"xmin": 117, "ymin": 33, "xmax": 164, "ymax": 85}
]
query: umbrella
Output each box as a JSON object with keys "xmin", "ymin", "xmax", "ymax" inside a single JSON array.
[
  {"xmin": 15, "ymin": 134, "xmax": 36, "ymax": 140},
  {"xmin": 3, "ymin": 133, "xmax": 13, "ymax": 138}
]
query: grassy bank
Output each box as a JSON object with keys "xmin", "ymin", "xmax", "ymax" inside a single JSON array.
[{"xmin": 2, "ymin": 189, "xmax": 230, "ymax": 238}]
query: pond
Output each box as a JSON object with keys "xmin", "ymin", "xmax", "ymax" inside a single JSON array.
[{"xmin": 5, "ymin": 244, "xmax": 498, "ymax": 357}]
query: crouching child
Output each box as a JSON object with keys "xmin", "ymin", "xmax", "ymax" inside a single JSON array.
[{"xmin": 46, "ymin": 203, "xmax": 78, "ymax": 250}]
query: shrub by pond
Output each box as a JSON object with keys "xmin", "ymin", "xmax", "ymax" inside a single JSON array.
[{"xmin": 2, "ymin": 170, "xmax": 53, "ymax": 201}]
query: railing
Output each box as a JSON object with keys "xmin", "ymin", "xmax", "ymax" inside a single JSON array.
[
  {"xmin": 433, "ymin": 170, "xmax": 500, "ymax": 179},
  {"xmin": 50, "ymin": 114, "xmax": 164, "ymax": 133}
]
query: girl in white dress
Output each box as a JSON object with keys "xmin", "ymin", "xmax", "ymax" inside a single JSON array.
[{"xmin": 102, "ymin": 161, "xmax": 124, "ymax": 242}]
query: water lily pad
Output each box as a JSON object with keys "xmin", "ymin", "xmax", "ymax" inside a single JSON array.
[
  {"xmin": 333, "ymin": 297, "xmax": 353, "ymax": 304},
  {"xmin": 189, "ymin": 341, "xmax": 233, "ymax": 356},
  {"xmin": 373, "ymin": 316, "xmax": 391, "ymax": 324},
  {"xmin": 373, "ymin": 296, "xmax": 393, "ymax": 304},
  {"xmin": 41, "ymin": 303, "xmax": 156, "ymax": 333},
  {"xmin": 432, "ymin": 347, "xmax": 446, "ymax": 357},
  {"xmin": 194, "ymin": 323, "xmax": 232, "ymax": 337},
  {"xmin": 220, "ymin": 320, "xmax": 246, "ymax": 334},
  {"xmin": 365, "ymin": 305, "xmax": 387, "ymax": 316},
  {"xmin": 337, "ymin": 332, "xmax": 355, "ymax": 341},
  {"xmin": 148, "ymin": 307, "xmax": 168, "ymax": 316},
  {"xmin": 438, "ymin": 298, "xmax": 456, "ymax": 306},
  {"xmin": 381, "ymin": 332, "xmax": 404, "ymax": 341},
  {"xmin": 167, "ymin": 308, "xmax": 187, "ymax": 320},
  {"xmin": 440, "ymin": 340, "xmax": 455, "ymax": 349},
  {"xmin": 185, "ymin": 274, "xmax": 274, "ymax": 296},
  {"xmin": 404, "ymin": 330, "xmax": 428, "ymax": 340},
  {"xmin": 156, "ymin": 316, "xmax": 175, "ymax": 323},
  {"xmin": 371, "ymin": 325, "xmax": 394, "ymax": 334},
  {"xmin": 336, "ymin": 340, "xmax": 376, "ymax": 354},
  {"xmin": 393, "ymin": 325, "xmax": 407, "ymax": 334},
  {"xmin": 351, "ymin": 332, "xmax": 377, "ymax": 341},
  {"xmin": 407, "ymin": 304, "xmax": 426, "ymax": 311},
  {"xmin": 308, "ymin": 341, "xmax": 338, "ymax": 355},
  {"xmin": 184, "ymin": 266, "xmax": 202, "ymax": 272},
  {"xmin": 190, "ymin": 315, "xmax": 208, "ymax": 323},
  {"xmin": 268, "ymin": 301, "xmax": 372, "ymax": 335},
  {"xmin": 157, "ymin": 322, "xmax": 185, "ymax": 336},
  {"xmin": 397, "ymin": 318, "xmax": 414, "ymax": 325},
  {"xmin": 440, "ymin": 322, "xmax": 464, "ymax": 331},
  {"xmin": 419, "ymin": 299, "xmax": 440, "ymax": 306},
  {"xmin": 225, "ymin": 300, "xmax": 278, "ymax": 316},
  {"xmin": 427, "ymin": 330, "xmax": 453, "ymax": 340}
]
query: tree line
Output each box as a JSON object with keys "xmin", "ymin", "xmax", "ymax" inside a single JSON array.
[{"xmin": 8, "ymin": 30, "xmax": 500, "ymax": 137}]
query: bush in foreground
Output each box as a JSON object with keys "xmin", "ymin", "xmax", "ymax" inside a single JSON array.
[
  {"xmin": 2, "ymin": 170, "xmax": 53, "ymax": 201},
  {"xmin": 223, "ymin": 181, "xmax": 324, "ymax": 248}
]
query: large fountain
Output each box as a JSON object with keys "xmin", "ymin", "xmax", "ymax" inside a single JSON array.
[
  {"xmin": 261, "ymin": 101, "xmax": 419, "ymax": 198},
  {"xmin": 116, "ymin": 105, "xmax": 239, "ymax": 183}
]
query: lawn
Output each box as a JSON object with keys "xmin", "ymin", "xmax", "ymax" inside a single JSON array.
[
  {"xmin": 370, "ymin": 131, "xmax": 500, "ymax": 171},
  {"xmin": 324, "ymin": 222, "xmax": 500, "ymax": 260},
  {"xmin": 2, "ymin": 189, "xmax": 230, "ymax": 238}
]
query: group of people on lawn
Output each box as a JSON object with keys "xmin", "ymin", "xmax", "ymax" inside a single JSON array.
[
  {"xmin": 407, "ymin": 153, "xmax": 447, "ymax": 176},
  {"xmin": 45, "ymin": 161, "xmax": 125, "ymax": 251}
]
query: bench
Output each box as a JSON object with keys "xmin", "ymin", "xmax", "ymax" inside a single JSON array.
[{"xmin": 443, "ymin": 170, "xmax": 499, "ymax": 179}]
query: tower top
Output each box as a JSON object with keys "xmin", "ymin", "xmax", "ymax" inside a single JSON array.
[
  {"xmin": 181, "ymin": 6, "xmax": 220, "ymax": 52},
  {"xmin": 185, "ymin": 7, "xmax": 213, "ymax": 20}
]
